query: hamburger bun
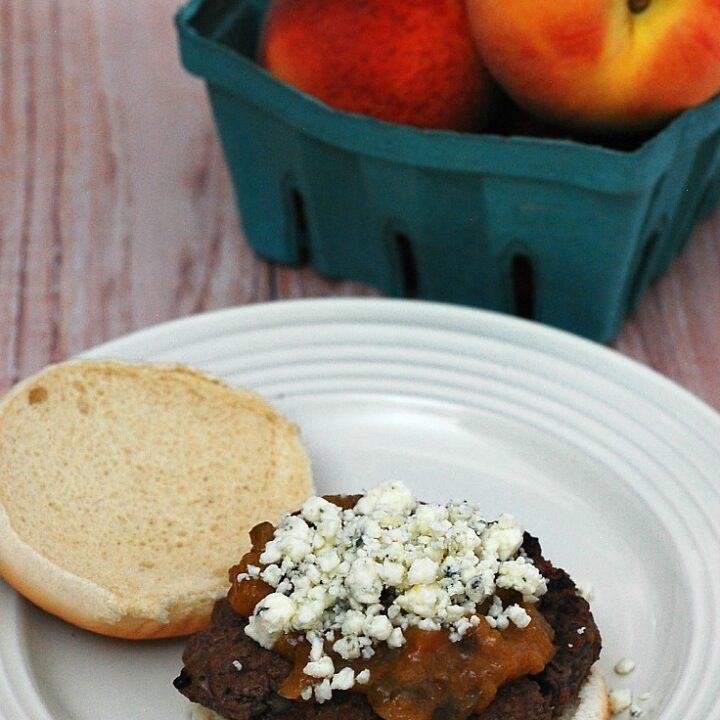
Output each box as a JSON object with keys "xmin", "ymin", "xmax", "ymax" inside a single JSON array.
[
  {"xmin": 188, "ymin": 665, "xmax": 609, "ymax": 720},
  {"xmin": 0, "ymin": 360, "xmax": 313, "ymax": 640},
  {"xmin": 557, "ymin": 666, "xmax": 610, "ymax": 720}
]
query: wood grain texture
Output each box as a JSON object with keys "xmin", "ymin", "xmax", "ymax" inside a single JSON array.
[
  {"xmin": 1, "ymin": 0, "xmax": 272, "ymax": 389},
  {"xmin": 614, "ymin": 211, "xmax": 720, "ymax": 410},
  {"xmin": 1, "ymin": 0, "xmax": 719, "ymax": 414}
]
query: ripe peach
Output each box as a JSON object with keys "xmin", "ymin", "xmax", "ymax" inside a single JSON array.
[
  {"xmin": 259, "ymin": 0, "xmax": 492, "ymax": 132},
  {"xmin": 466, "ymin": 0, "xmax": 720, "ymax": 133}
]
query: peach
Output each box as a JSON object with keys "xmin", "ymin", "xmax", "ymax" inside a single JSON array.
[
  {"xmin": 259, "ymin": 0, "xmax": 492, "ymax": 132},
  {"xmin": 466, "ymin": 0, "xmax": 720, "ymax": 133}
]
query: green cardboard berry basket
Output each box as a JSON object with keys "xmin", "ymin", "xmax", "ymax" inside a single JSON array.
[{"xmin": 175, "ymin": 0, "xmax": 720, "ymax": 342}]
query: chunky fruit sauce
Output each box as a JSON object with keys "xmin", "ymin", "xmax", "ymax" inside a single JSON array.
[{"xmin": 228, "ymin": 497, "xmax": 556, "ymax": 720}]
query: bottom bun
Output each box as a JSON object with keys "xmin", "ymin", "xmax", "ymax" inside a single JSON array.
[
  {"xmin": 190, "ymin": 705, "xmax": 224, "ymax": 720},
  {"xmin": 189, "ymin": 665, "xmax": 609, "ymax": 720},
  {"xmin": 557, "ymin": 666, "xmax": 610, "ymax": 720}
]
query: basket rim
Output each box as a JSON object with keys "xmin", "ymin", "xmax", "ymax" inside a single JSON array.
[{"xmin": 175, "ymin": 0, "xmax": 720, "ymax": 193}]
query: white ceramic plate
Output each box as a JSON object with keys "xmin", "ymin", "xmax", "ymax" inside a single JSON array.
[{"xmin": 1, "ymin": 298, "xmax": 719, "ymax": 720}]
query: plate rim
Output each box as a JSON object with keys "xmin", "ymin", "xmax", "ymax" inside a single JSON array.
[{"xmin": 80, "ymin": 297, "xmax": 720, "ymax": 431}]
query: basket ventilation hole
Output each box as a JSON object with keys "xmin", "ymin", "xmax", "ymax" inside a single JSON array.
[
  {"xmin": 512, "ymin": 254, "xmax": 535, "ymax": 320},
  {"xmin": 395, "ymin": 233, "xmax": 419, "ymax": 298},
  {"xmin": 290, "ymin": 189, "xmax": 310, "ymax": 262}
]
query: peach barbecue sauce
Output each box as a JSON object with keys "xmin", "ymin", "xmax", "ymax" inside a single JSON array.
[{"xmin": 229, "ymin": 502, "xmax": 556, "ymax": 720}]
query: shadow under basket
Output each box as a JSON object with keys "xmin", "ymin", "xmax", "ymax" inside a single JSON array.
[{"xmin": 176, "ymin": 0, "xmax": 720, "ymax": 343}]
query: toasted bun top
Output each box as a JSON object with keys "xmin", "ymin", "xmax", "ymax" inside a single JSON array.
[
  {"xmin": 0, "ymin": 360, "xmax": 313, "ymax": 639},
  {"xmin": 189, "ymin": 665, "xmax": 609, "ymax": 720}
]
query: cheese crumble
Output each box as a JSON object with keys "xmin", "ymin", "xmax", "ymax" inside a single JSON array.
[
  {"xmin": 242, "ymin": 481, "xmax": 548, "ymax": 703},
  {"xmin": 609, "ymin": 688, "xmax": 633, "ymax": 715},
  {"xmin": 614, "ymin": 657, "xmax": 636, "ymax": 675}
]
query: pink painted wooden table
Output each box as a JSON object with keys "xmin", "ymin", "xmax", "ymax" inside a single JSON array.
[{"xmin": 2, "ymin": 0, "xmax": 719, "ymax": 411}]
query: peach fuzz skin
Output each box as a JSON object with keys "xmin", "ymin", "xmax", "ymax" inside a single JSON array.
[
  {"xmin": 466, "ymin": 0, "xmax": 720, "ymax": 133},
  {"xmin": 259, "ymin": 0, "xmax": 492, "ymax": 132}
]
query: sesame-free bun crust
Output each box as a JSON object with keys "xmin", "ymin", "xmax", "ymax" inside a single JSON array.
[
  {"xmin": 0, "ymin": 360, "xmax": 313, "ymax": 640},
  {"xmin": 188, "ymin": 666, "xmax": 609, "ymax": 720},
  {"xmin": 190, "ymin": 705, "xmax": 224, "ymax": 720},
  {"xmin": 557, "ymin": 666, "xmax": 610, "ymax": 720}
]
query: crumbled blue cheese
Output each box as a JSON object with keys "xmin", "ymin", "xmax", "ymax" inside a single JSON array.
[
  {"xmin": 614, "ymin": 657, "xmax": 636, "ymax": 675},
  {"xmin": 331, "ymin": 667, "xmax": 356, "ymax": 690},
  {"xmin": 244, "ymin": 481, "xmax": 548, "ymax": 703},
  {"xmin": 609, "ymin": 688, "xmax": 633, "ymax": 715},
  {"xmin": 245, "ymin": 593, "xmax": 296, "ymax": 649},
  {"xmin": 304, "ymin": 655, "xmax": 335, "ymax": 678},
  {"xmin": 356, "ymin": 668, "xmax": 371, "ymax": 685},
  {"xmin": 576, "ymin": 582, "xmax": 594, "ymax": 602},
  {"xmin": 314, "ymin": 679, "xmax": 332, "ymax": 703}
]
